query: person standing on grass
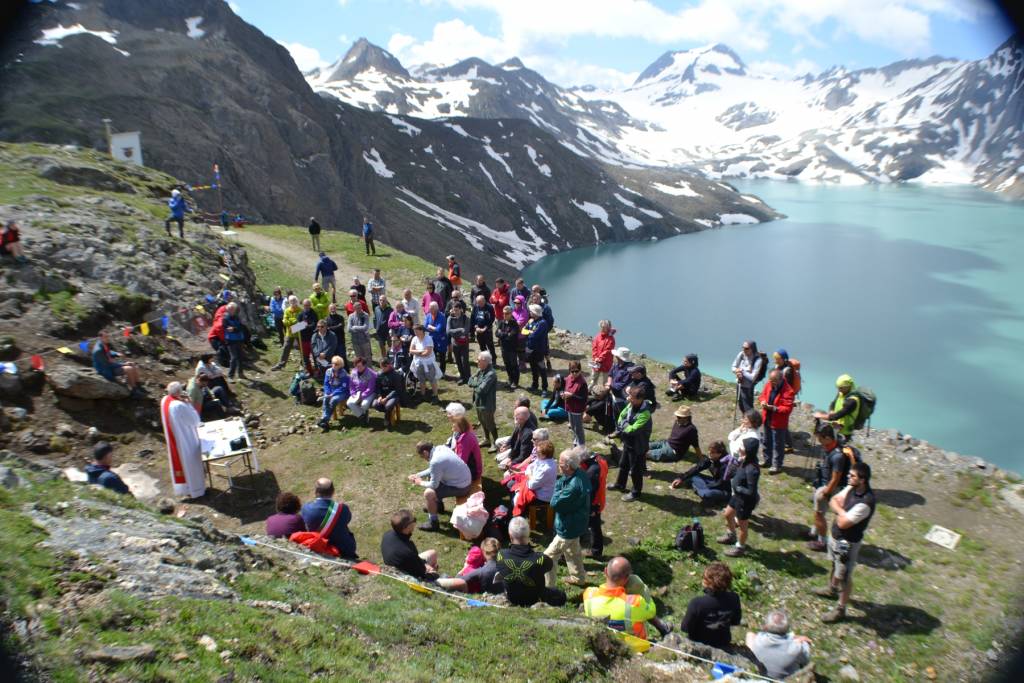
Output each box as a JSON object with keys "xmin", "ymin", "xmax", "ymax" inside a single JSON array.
[
  {"xmin": 544, "ymin": 448, "xmax": 591, "ymax": 589},
  {"xmin": 222, "ymin": 303, "xmax": 247, "ymax": 380},
  {"xmin": 347, "ymin": 301, "xmax": 373, "ymax": 364},
  {"xmin": 807, "ymin": 423, "xmax": 861, "ymax": 553},
  {"xmin": 362, "ymin": 216, "xmax": 375, "ymax": 255},
  {"xmin": 433, "ymin": 267, "xmax": 453, "ymax": 306},
  {"xmin": 409, "ymin": 442, "xmax": 472, "ymax": 532},
  {"xmin": 608, "ymin": 385, "xmax": 653, "ymax": 503},
  {"xmin": 164, "ymin": 188, "xmax": 188, "ymax": 238},
  {"xmin": 563, "ymin": 361, "xmax": 589, "ymax": 447},
  {"xmin": 470, "ymin": 275, "xmax": 491, "ymax": 306},
  {"xmin": 310, "ymin": 319, "xmax": 338, "ymax": 378},
  {"xmin": 268, "ymin": 287, "xmax": 286, "ymax": 345},
  {"xmin": 446, "ymin": 301, "xmax": 472, "ymax": 384},
  {"xmin": 161, "ymin": 382, "xmax": 205, "ymax": 500},
  {"xmin": 815, "ymin": 462, "xmax": 876, "ymax": 623},
  {"xmin": 489, "ymin": 277, "xmax": 510, "ymax": 319},
  {"xmin": 579, "ymin": 450, "xmax": 609, "ymax": 560},
  {"xmin": 421, "ymin": 283, "xmax": 443, "ymax": 320},
  {"xmin": 469, "ymin": 351, "xmax": 499, "ymax": 449},
  {"xmin": 373, "ymin": 295, "xmax": 393, "ymax": 360},
  {"xmin": 271, "ymin": 296, "xmax": 303, "ymax": 370},
  {"xmin": 813, "ymin": 374, "xmax": 862, "ymax": 444},
  {"xmin": 472, "ymin": 294, "xmax": 497, "ymax": 359},
  {"xmin": 590, "ymin": 320, "xmax": 616, "ymax": 389},
  {"xmin": 495, "ymin": 305, "xmax": 521, "ymax": 389},
  {"xmin": 368, "ymin": 268, "xmax": 386, "ymax": 307},
  {"xmin": 523, "ymin": 304, "xmax": 550, "ymax": 396},
  {"xmin": 324, "ymin": 302, "xmax": 348, "ymax": 368},
  {"xmin": 731, "ymin": 340, "xmax": 763, "ymax": 414},
  {"xmin": 719, "ymin": 437, "xmax": 761, "ymax": 557},
  {"xmin": 314, "ymin": 251, "xmax": 338, "ymax": 301},
  {"xmin": 758, "ymin": 369, "xmax": 795, "ymax": 474},
  {"xmin": 296, "ymin": 299, "xmax": 319, "ymax": 374},
  {"xmin": 424, "ymin": 301, "xmax": 448, "ymax": 377},
  {"xmin": 308, "ymin": 216, "xmax": 322, "ymax": 251},
  {"xmin": 401, "ymin": 288, "xmax": 421, "ymax": 326},
  {"xmin": 446, "ymin": 254, "xmax": 462, "ymax": 289}
]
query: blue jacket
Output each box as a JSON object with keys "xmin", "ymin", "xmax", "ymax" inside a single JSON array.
[
  {"xmin": 269, "ymin": 295, "xmax": 285, "ymax": 320},
  {"xmin": 323, "ymin": 367, "xmax": 349, "ymax": 398},
  {"xmin": 301, "ymin": 498, "xmax": 357, "ymax": 558},
  {"xmin": 424, "ymin": 311, "xmax": 448, "ymax": 352},
  {"xmin": 91, "ymin": 340, "xmax": 120, "ymax": 381},
  {"xmin": 223, "ymin": 314, "xmax": 245, "ymax": 342},
  {"xmin": 524, "ymin": 318, "xmax": 549, "ymax": 355},
  {"xmin": 362, "ymin": 222, "xmax": 373, "ymax": 237},
  {"xmin": 315, "ymin": 256, "xmax": 338, "ymax": 282},
  {"xmin": 85, "ymin": 464, "xmax": 131, "ymax": 495},
  {"xmin": 168, "ymin": 194, "xmax": 187, "ymax": 219}
]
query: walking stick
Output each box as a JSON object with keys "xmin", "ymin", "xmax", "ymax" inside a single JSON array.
[{"xmin": 733, "ymin": 381, "xmax": 740, "ymax": 425}]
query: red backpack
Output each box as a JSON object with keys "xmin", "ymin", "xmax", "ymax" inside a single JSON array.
[{"xmin": 788, "ymin": 359, "xmax": 802, "ymax": 395}]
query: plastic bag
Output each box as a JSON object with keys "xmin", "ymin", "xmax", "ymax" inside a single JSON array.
[{"xmin": 450, "ymin": 491, "xmax": 489, "ymax": 539}]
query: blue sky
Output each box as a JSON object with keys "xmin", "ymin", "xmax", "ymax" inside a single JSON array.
[{"xmin": 229, "ymin": 0, "xmax": 1016, "ymax": 87}]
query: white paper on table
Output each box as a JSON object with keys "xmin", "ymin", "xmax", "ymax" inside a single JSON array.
[{"xmin": 290, "ymin": 321, "xmax": 307, "ymax": 334}]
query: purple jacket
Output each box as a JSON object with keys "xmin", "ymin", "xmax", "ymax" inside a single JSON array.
[
  {"xmin": 265, "ymin": 513, "xmax": 306, "ymax": 539},
  {"xmin": 349, "ymin": 367, "xmax": 377, "ymax": 398}
]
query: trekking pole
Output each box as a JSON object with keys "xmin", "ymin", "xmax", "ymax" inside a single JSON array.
[{"xmin": 733, "ymin": 382, "xmax": 740, "ymax": 425}]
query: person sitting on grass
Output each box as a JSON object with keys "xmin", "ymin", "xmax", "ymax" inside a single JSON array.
[
  {"xmin": 540, "ymin": 374, "xmax": 568, "ymax": 422},
  {"xmin": 381, "ymin": 509, "xmax": 439, "ymax": 581},
  {"xmin": 91, "ymin": 329, "xmax": 143, "ymax": 398},
  {"xmin": 647, "ymin": 405, "xmax": 702, "ymax": 463},
  {"xmin": 299, "ymin": 478, "xmax": 357, "ymax": 560},
  {"xmin": 746, "ymin": 610, "xmax": 812, "ymax": 679},
  {"xmin": 408, "ymin": 442, "xmax": 472, "ymax": 532},
  {"xmin": 671, "ymin": 440, "xmax": 735, "ymax": 506},
  {"xmin": 680, "ymin": 562, "xmax": 742, "ymax": 650},
  {"xmin": 582, "ymin": 556, "xmax": 657, "ymax": 639},
  {"xmin": 265, "ymin": 492, "xmax": 306, "ymax": 538},
  {"xmin": 437, "ymin": 537, "xmax": 503, "ymax": 594},
  {"xmin": 666, "ymin": 354, "xmax": 701, "ymax": 400},
  {"xmin": 496, "ymin": 516, "xmax": 566, "ymax": 607},
  {"xmin": 317, "ymin": 356, "xmax": 349, "ymax": 431},
  {"xmin": 86, "ymin": 441, "xmax": 132, "ymax": 496}
]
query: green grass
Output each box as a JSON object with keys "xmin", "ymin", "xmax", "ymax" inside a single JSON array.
[{"xmin": 34, "ymin": 289, "xmax": 87, "ymax": 322}]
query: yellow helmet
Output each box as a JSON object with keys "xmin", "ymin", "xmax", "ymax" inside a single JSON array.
[{"xmin": 835, "ymin": 374, "xmax": 855, "ymax": 390}]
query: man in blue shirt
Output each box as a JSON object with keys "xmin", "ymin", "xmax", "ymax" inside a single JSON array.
[
  {"xmin": 85, "ymin": 442, "xmax": 132, "ymax": 496},
  {"xmin": 362, "ymin": 216, "xmax": 376, "ymax": 255},
  {"xmin": 164, "ymin": 188, "xmax": 188, "ymax": 238},
  {"xmin": 300, "ymin": 478, "xmax": 357, "ymax": 559}
]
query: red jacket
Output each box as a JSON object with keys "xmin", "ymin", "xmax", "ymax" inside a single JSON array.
[
  {"xmin": 489, "ymin": 285, "xmax": 510, "ymax": 319},
  {"xmin": 591, "ymin": 332, "xmax": 616, "ymax": 373},
  {"xmin": 208, "ymin": 305, "xmax": 227, "ymax": 342},
  {"xmin": 759, "ymin": 380, "xmax": 795, "ymax": 429}
]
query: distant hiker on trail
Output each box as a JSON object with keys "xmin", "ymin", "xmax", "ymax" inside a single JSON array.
[
  {"xmin": 814, "ymin": 374, "xmax": 861, "ymax": 443},
  {"xmin": 92, "ymin": 329, "xmax": 143, "ymax": 398},
  {"xmin": 87, "ymin": 441, "xmax": 132, "ymax": 496},
  {"xmin": 815, "ymin": 462, "xmax": 876, "ymax": 623},
  {"xmin": 161, "ymin": 382, "xmax": 205, "ymax": 501},
  {"xmin": 1, "ymin": 220, "xmax": 27, "ymax": 263},
  {"xmin": 446, "ymin": 254, "xmax": 462, "ymax": 288},
  {"xmin": 362, "ymin": 216, "xmax": 375, "ymax": 255},
  {"xmin": 220, "ymin": 210, "xmax": 230, "ymax": 231},
  {"xmin": 308, "ymin": 216, "xmax": 321, "ymax": 251},
  {"xmin": 758, "ymin": 369, "xmax": 795, "ymax": 474},
  {"xmin": 666, "ymin": 353, "xmax": 701, "ymax": 400},
  {"xmin": 314, "ymin": 251, "xmax": 338, "ymax": 300},
  {"xmin": 164, "ymin": 188, "xmax": 188, "ymax": 238},
  {"xmin": 732, "ymin": 340, "xmax": 764, "ymax": 414}
]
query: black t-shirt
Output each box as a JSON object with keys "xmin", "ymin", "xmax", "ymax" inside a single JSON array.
[
  {"xmin": 495, "ymin": 543, "xmax": 553, "ymax": 606},
  {"xmin": 667, "ymin": 421, "xmax": 700, "ymax": 456},
  {"xmin": 381, "ymin": 530, "xmax": 434, "ymax": 580},
  {"xmin": 680, "ymin": 589, "xmax": 742, "ymax": 649}
]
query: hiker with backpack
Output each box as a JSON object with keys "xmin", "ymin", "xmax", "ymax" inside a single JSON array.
[
  {"xmin": 807, "ymin": 423, "xmax": 862, "ymax": 552},
  {"xmin": 772, "ymin": 350, "xmax": 800, "ymax": 453},
  {"xmin": 732, "ymin": 340, "xmax": 766, "ymax": 415},
  {"xmin": 757, "ymin": 369, "xmax": 795, "ymax": 474},
  {"xmin": 813, "ymin": 374, "xmax": 874, "ymax": 443}
]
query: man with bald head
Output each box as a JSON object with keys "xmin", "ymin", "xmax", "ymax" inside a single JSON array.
[
  {"xmin": 583, "ymin": 556, "xmax": 657, "ymax": 638},
  {"xmin": 496, "ymin": 405, "xmax": 535, "ymax": 470},
  {"xmin": 161, "ymin": 381, "xmax": 205, "ymax": 500},
  {"xmin": 300, "ymin": 478, "xmax": 357, "ymax": 559}
]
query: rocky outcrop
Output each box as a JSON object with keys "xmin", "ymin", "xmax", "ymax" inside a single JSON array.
[{"xmin": 45, "ymin": 364, "xmax": 131, "ymax": 400}]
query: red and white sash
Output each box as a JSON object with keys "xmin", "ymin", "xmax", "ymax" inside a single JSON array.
[{"xmin": 161, "ymin": 394, "xmax": 187, "ymax": 486}]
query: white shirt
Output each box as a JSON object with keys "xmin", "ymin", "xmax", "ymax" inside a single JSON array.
[
  {"xmin": 403, "ymin": 297, "xmax": 421, "ymax": 325},
  {"xmin": 410, "ymin": 335, "xmax": 435, "ymax": 366},
  {"xmin": 836, "ymin": 486, "xmax": 872, "ymax": 524},
  {"xmin": 728, "ymin": 426, "xmax": 759, "ymax": 459},
  {"xmin": 526, "ymin": 457, "xmax": 558, "ymax": 502}
]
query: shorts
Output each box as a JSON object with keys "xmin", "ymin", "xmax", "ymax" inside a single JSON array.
[
  {"xmin": 110, "ymin": 363, "xmax": 125, "ymax": 377},
  {"xmin": 322, "ymin": 275, "xmax": 336, "ymax": 291},
  {"xmin": 827, "ymin": 536, "xmax": 862, "ymax": 584},
  {"xmin": 728, "ymin": 494, "xmax": 759, "ymax": 521},
  {"xmin": 814, "ymin": 487, "xmax": 832, "ymax": 514},
  {"xmin": 433, "ymin": 483, "xmax": 472, "ymax": 501}
]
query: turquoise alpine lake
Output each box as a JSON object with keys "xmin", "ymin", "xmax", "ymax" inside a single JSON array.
[{"xmin": 523, "ymin": 179, "xmax": 1024, "ymax": 473}]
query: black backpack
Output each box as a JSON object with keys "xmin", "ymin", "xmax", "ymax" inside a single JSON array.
[
  {"xmin": 851, "ymin": 387, "xmax": 877, "ymax": 430},
  {"xmin": 752, "ymin": 352, "xmax": 769, "ymax": 384},
  {"xmin": 299, "ymin": 379, "xmax": 319, "ymax": 406},
  {"xmin": 675, "ymin": 519, "xmax": 705, "ymax": 552}
]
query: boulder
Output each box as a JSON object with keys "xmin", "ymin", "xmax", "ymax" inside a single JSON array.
[
  {"xmin": 0, "ymin": 373, "xmax": 22, "ymax": 400},
  {"xmin": 45, "ymin": 364, "xmax": 130, "ymax": 400},
  {"xmin": 38, "ymin": 161, "xmax": 137, "ymax": 194},
  {"xmin": 83, "ymin": 644, "xmax": 156, "ymax": 663}
]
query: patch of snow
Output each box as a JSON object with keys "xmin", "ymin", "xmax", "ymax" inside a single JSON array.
[
  {"xmin": 740, "ymin": 194, "xmax": 763, "ymax": 204},
  {"xmin": 524, "ymin": 145, "xmax": 552, "ymax": 177},
  {"xmin": 652, "ymin": 181, "xmax": 701, "ymax": 198},
  {"xmin": 444, "ymin": 123, "xmax": 473, "ymax": 139},
  {"xmin": 694, "ymin": 219, "xmax": 715, "ymax": 227},
  {"xmin": 362, "ymin": 148, "xmax": 395, "ymax": 179},
  {"xmin": 613, "ymin": 192, "xmax": 636, "ymax": 208},
  {"xmin": 718, "ymin": 213, "xmax": 759, "ymax": 225},
  {"xmin": 535, "ymin": 205, "xmax": 559, "ymax": 236},
  {"xmin": 478, "ymin": 162, "xmax": 511, "ymax": 199},
  {"xmin": 638, "ymin": 207, "xmax": 663, "ymax": 218},
  {"xmin": 34, "ymin": 23, "xmax": 118, "ymax": 47},
  {"xmin": 483, "ymin": 144, "xmax": 514, "ymax": 177},
  {"xmin": 571, "ymin": 200, "xmax": 611, "ymax": 227},
  {"xmin": 114, "ymin": 48, "xmax": 130, "ymax": 57},
  {"xmin": 621, "ymin": 214, "xmax": 643, "ymax": 231},
  {"xmin": 185, "ymin": 17, "xmax": 205, "ymax": 39},
  {"xmin": 387, "ymin": 115, "xmax": 421, "ymax": 137},
  {"xmin": 423, "ymin": 145, "xmax": 433, "ymax": 155},
  {"xmin": 67, "ymin": 2, "xmax": 82, "ymax": 8}
]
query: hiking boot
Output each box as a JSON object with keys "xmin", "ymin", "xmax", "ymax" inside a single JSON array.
[
  {"xmin": 785, "ymin": 446, "xmax": 795, "ymax": 454},
  {"xmin": 621, "ymin": 492, "xmax": 640, "ymax": 503},
  {"xmin": 270, "ymin": 362, "xmax": 284, "ymax": 371},
  {"xmin": 564, "ymin": 576, "xmax": 585, "ymax": 587},
  {"xmin": 716, "ymin": 532, "xmax": 736, "ymax": 545},
  {"xmin": 606, "ymin": 483, "xmax": 624, "ymax": 492},
  {"xmin": 760, "ymin": 460, "xmax": 772, "ymax": 469},
  {"xmin": 821, "ymin": 606, "xmax": 847, "ymax": 623},
  {"xmin": 806, "ymin": 539, "xmax": 827, "ymax": 552},
  {"xmin": 418, "ymin": 519, "xmax": 440, "ymax": 532},
  {"xmin": 488, "ymin": 445, "xmax": 498, "ymax": 454},
  {"xmin": 813, "ymin": 586, "xmax": 838, "ymax": 599},
  {"xmin": 724, "ymin": 545, "xmax": 747, "ymax": 557},
  {"xmin": 768, "ymin": 466, "xmax": 782, "ymax": 475}
]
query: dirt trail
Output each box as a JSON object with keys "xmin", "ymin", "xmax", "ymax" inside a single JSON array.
[{"xmin": 228, "ymin": 230, "xmax": 368, "ymax": 292}]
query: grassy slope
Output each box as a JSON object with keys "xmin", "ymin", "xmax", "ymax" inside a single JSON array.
[{"xmin": 0, "ymin": 143, "xmax": 1021, "ymax": 681}]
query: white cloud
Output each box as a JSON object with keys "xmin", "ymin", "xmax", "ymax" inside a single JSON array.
[
  {"xmin": 338, "ymin": 33, "xmax": 350, "ymax": 45},
  {"xmin": 278, "ymin": 41, "xmax": 331, "ymax": 72},
  {"xmin": 387, "ymin": 19, "xmax": 508, "ymax": 67},
  {"xmin": 749, "ymin": 58, "xmax": 821, "ymax": 79}
]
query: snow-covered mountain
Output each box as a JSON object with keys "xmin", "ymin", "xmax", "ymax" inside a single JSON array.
[{"xmin": 311, "ymin": 37, "xmax": 1024, "ymax": 197}]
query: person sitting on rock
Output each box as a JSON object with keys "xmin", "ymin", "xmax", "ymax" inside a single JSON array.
[
  {"xmin": 91, "ymin": 329, "xmax": 142, "ymax": 398},
  {"xmin": 1, "ymin": 220, "xmax": 27, "ymax": 263},
  {"xmin": 265, "ymin": 491, "xmax": 306, "ymax": 538},
  {"xmin": 496, "ymin": 516, "xmax": 566, "ymax": 607},
  {"xmin": 680, "ymin": 562, "xmax": 742, "ymax": 650},
  {"xmin": 582, "ymin": 556, "xmax": 657, "ymax": 639},
  {"xmin": 299, "ymin": 478, "xmax": 357, "ymax": 559},
  {"xmin": 196, "ymin": 353, "xmax": 235, "ymax": 405},
  {"xmin": 86, "ymin": 441, "xmax": 132, "ymax": 496},
  {"xmin": 666, "ymin": 353, "xmax": 701, "ymax": 400},
  {"xmin": 746, "ymin": 610, "xmax": 812, "ymax": 679},
  {"xmin": 381, "ymin": 509, "xmax": 439, "ymax": 581},
  {"xmin": 437, "ymin": 537, "xmax": 503, "ymax": 594},
  {"xmin": 408, "ymin": 441, "xmax": 472, "ymax": 532}
]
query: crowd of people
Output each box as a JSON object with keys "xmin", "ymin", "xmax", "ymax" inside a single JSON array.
[{"xmin": 72, "ymin": 227, "xmax": 878, "ymax": 677}]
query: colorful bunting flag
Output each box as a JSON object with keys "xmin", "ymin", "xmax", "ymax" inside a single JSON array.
[
  {"xmin": 56, "ymin": 347, "xmax": 73, "ymax": 355},
  {"xmin": 0, "ymin": 362, "xmax": 17, "ymax": 375},
  {"xmin": 219, "ymin": 273, "xmax": 230, "ymax": 281},
  {"xmin": 161, "ymin": 315, "xmax": 170, "ymax": 329},
  {"xmin": 30, "ymin": 355, "xmax": 45, "ymax": 371},
  {"xmin": 78, "ymin": 341, "xmax": 90, "ymax": 352},
  {"xmin": 196, "ymin": 305, "xmax": 206, "ymax": 314},
  {"xmin": 140, "ymin": 322, "xmax": 150, "ymax": 336},
  {"xmin": 122, "ymin": 327, "xmax": 132, "ymax": 337}
]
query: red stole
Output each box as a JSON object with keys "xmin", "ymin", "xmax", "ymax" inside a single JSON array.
[{"xmin": 161, "ymin": 394, "xmax": 187, "ymax": 485}]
